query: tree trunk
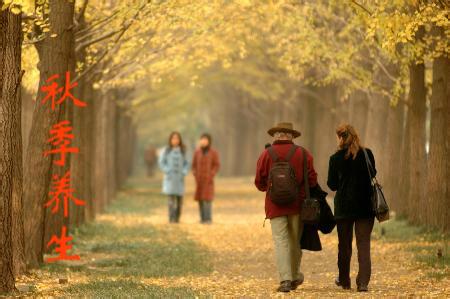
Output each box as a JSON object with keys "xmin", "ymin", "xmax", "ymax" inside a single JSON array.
[
  {"xmin": 93, "ymin": 91, "xmax": 110, "ymax": 212},
  {"xmin": 23, "ymin": 0, "xmax": 75, "ymax": 268},
  {"xmin": 70, "ymin": 18, "xmax": 89, "ymax": 227},
  {"xmin": 84, "ymin": 81, "xmax": 96, "ymax": 221},
  {"xmin": 348, "ymin": 91, "xmax": 370, "ymax": 142},
  {"xmin": 21, "ymin": 89, "xmax": 34, "ymax": 158},
  {"xmin": 406, "ymin": 61, "xmax": 427, "ymax": 224},
  {"xmin": 12, "ymin": 84, "xmax": 25, "ymax": 277},
  {"xmin": 311, "ymin": 85, "xmax": 337, "ymax": 188},
  {"xmin": 116, "ymin": 108, "xmax": 135, "ymax": 187},
  {"xmin": 0, "ymin": 7, "xmax": 23, "ymax": 292},
  {"xmin": 106, "ymin": 96, "xmax": 117, "ymax": 201},
  {"xmin": 300, "ymin": 87, "xmax": 316, "ymax": 150},
  {"xmin": 364, "ymin": 93, "xmax": 389, "ymax": 185},
  {"xmin": 397, "ymin": 104, "xmax": 411, "ymax": 218},
  {"xmin": 427, "ymin": 56, "xmax": 450, "ymax": 231},
  {"xmin": 384, "ymin": 103, "xmax": 405, "ymax": 215}
]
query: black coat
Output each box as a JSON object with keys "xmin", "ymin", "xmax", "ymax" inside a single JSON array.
[
  {"xmin": 327, "ymin": 148, "xmax": 376, "ymax": 220},
  {"xmin": 300, "ymin": 184, "xmax": 336, "ymax": 251}
]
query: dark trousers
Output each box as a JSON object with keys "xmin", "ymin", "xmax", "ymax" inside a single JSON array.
[
  {"xmin": 336, "ymin": 217, "xmax": 374, "ymax": 288},
  {"xmin": 199, "ymin": 200, "xmax": 212, "ymax": 223},
  {"xmin": 168, "ymin": 195, "xmax": 183, "ymax": 223}
]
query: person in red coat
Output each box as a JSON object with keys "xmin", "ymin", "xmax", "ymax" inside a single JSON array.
[
  {"xmin": 192, "ymin": 133, "xmax": 220, "ymax": 224},
  {"xmin": 255, "ymin": 122, "xmax": 318, "ymax": 293}
]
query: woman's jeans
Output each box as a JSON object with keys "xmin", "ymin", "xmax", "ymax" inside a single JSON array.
[
  {"xmin": 198, "ymin": 200, "xmax": 212, "ymax": 223},
  {"xmin": 168, "ymin": 195, "xmax": 183, "ymax": 223},
  {"xmin": 336, "ymin": 217, "xmax": 374, "ymax": 288}
]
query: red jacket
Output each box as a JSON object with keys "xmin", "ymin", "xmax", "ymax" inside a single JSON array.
[
  {"xmin": 255, "ymin": 140, "xmax": 318, "ymax": 219},
  {"xmin": 192, "ymin": 147, "xmax": 220, "ymax": 201}
]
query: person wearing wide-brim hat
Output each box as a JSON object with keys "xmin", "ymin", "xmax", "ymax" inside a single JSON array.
[
  {"xmin": 255, "ymin": 122, "xmax": 318, "ymax": 293},
  {"xmin": 267, "ymin": 122, "xmax": 302, "ymax": 138}
]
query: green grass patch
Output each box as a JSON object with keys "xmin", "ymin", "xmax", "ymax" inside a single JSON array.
[
  {"xmin": 373, "ymin": 218, "xmax": 449, "ymax": 280},
  {"xmin": 373, "ymin": 218, "xmax": 446, "ymax": 242},
  {"xmin": 38, "ymin": 176, "xmax": 212, "ymax": 296},
  {"xmin": 62, "ymin": 279, "xmax": 197, "ymax": 298}
]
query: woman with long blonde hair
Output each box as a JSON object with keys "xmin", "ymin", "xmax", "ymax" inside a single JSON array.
[{"xmin": 327, "ymin": 124, "xmax": 377, "ymax": 292}]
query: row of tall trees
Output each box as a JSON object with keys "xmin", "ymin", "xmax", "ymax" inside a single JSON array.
[
  {"xmin": 1, "ymin": 0, "xmax": 140, "ymax": 292},
  {"xmin": 134, "ymin": 0, "xmax": 449, "ymax": 233},
  {"xmin": 0, "ymin": 0, "xmax": 448, "ymax": 293},
  {"xmin": 2, "ymin": 0, "xmax": 250, "ymax": 292}
]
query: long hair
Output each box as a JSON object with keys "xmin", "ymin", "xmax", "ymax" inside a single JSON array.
[
  {"xmin": 168, "ymin": 131, "xmax": 185, "ymax": 154},
  {"xmin": 336, "ymin": 124, "xmax": 361, "ymax": 160}
]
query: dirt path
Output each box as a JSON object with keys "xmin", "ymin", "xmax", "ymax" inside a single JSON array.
[
  {"xmin": 20, "ymin": 176, "xmax": 448, "ymax": 297},
  {"xmin": 140, "ymin": 176, "xmax": 448, "ymax": 297}
]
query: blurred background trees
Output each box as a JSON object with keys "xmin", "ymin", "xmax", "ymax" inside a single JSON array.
[{"xmin": 0, "ymin": 0, "xmax": 448, "ymax": 292}]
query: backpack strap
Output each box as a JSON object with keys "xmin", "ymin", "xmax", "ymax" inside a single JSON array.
[
  {"xmin": 267, "ymin": 144, "xmax": 297, "ymax": 163},
  {"xmin": 301, "ymin": 147, "xmax": 310, "ymax": 199},
  {"xmin": 285, "ymin": 144, "xmax": 298, "ymax": 162},
  {"xmin": 267, "ymin": 146, "xmax": 279, "ymax": 162}
]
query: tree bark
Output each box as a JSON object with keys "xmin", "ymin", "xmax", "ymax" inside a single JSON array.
[
  {"xmin": 348, "ymin": 91, "xmax": 369, "ymax": 142},
  {"xmin": 92, "ymin": 90, "xmax": 110, "ymax": 213},
  {"xmin": 21, "ymin": 89, "xmax": 34, "ymax": 160},
  {"xmin": 23, "ymin": 0, "xmax": 75, "ymax": 268},
  {"xmin": 364, "ymin": 93, "xmax": 389, "ymax": 185},
  {"xmin": 106, "ymin": 95, "xmax": 117, "ymax": 201},
  {"xmin": 384, "ymin": 103, "xmax": 405, "ymax": 215},
  {"xmin": 311, "ymin": 85, "xmax": 337, "ymax": 188},
  {"xmin": 0, "ymin": 7, "xmax": 23, "ymax": 292},
  {"xmin": 427, "ymin": 56, "xmax": 450, "ymax": 231},
  {"xmin": 116, "ymin": 107, "xmax": 134, "ymax": 187},
  {"xmin": 397, "ymin": 106, "xmax": 411, "ymax": 218},
  {"xmin": 71, "ymin": 37, "xmax": 89, "ymax": 227},
  {"xmin": 406, "ymin": 61, "xmax": 427, "ymax": 224},
  {"xmin": 83, "ymin": 81, "xmax": 96, "ymax": 221}
]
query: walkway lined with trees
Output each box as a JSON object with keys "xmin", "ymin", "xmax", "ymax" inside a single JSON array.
[
  {"xmin": 15, "ymin": 176, "xmax": 449, "ymax": 297},
  {"xmin": 0, "ymin": 0, "xmax": 449, "ymax": 294}
]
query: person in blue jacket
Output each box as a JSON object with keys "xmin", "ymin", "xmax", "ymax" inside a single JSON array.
[{"xmin": 158, "ymin": 132, "xmax": 190, "ymax": 223}]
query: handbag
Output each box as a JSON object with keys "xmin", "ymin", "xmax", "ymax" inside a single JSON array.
[
  {"xmin": 300, "ymin": 147, "xmax": 320, "ymax": 224},
  {"xmin": 362, "ymin": 148, "xmax": 390, "ymax": 222}
]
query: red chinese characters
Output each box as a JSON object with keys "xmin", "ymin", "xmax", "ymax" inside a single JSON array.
[
  {"xmin": 44, "ymin": 120, "xmax": 79, "ymax": 166},
  {"xmin": 46, "ymin": 226, "xmax": 80, "ymax": 262},
  {"xmin": 45, "ymin": 171, "xmax": 86, "ymax": 217},
  {"xmin": 40, "ymin": 71, "xmax": 87, "ymax": 263},
  {"xmin": 41, "ymin": 71, "xmax": 87, "ymax": 110}
]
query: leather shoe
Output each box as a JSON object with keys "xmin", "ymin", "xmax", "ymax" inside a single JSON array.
[
  {"xmin": 277, "ymin": 280, "xmax": 291, "ymax": 292},
  {"xmin": 357, "ymin": 285, "xmax": 368, "ymax": 292},
  {"xmin": 335, "ymin": 277, "xmax": 351, "ymax": 290},
  {"xmin": 291, "ymin": 278, "xmax": 304, "ymax": 290}
]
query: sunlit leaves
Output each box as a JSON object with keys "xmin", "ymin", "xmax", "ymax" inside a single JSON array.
[
  {"xmin": 360, "ymin": 1, "xmax": 449, "ymax": 60},
  {"xmin": 1, "ymin": 0, "xmax": 34, "ymax": 14},
  {"xmin": 19, "ymin": 0, "xmax": 448, "ymax": 115}
]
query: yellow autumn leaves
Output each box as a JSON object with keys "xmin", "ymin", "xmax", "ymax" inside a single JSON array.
[{"xmin": 12, "ymin": 0, "xmax": 450, "ymax": 116}]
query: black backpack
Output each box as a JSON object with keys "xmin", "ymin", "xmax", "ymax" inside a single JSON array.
[{"xmin": 267, "ymin": 145, "xmax": 299, "ymax": 205}]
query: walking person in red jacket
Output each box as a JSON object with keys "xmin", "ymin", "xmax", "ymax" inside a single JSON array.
[
  {"xmin": 255, "ymin": 122, "xmax": 318, "ymax": 293},
  {"xmin": 192, "ymin": 133, "xmax": 220, "ymax": 224}
]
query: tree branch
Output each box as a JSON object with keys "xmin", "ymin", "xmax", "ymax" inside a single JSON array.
[
  {"xmin": 75, "ymin": 10, "xmax": 121, "ymax": 38},
  {"xmin": 350, "ymin": 0, "xmax": 372, "ymax": 15},
  {"xmin": 76, "ymin": 0, "xmax": 89, "ymax": 23},
  {"xmin": 72, "ymin": 5, "xmax": 144, "ymax": 83},
  {"xmin": 75, "ymin": 28, "xmax": 123, "ymax": 52}
]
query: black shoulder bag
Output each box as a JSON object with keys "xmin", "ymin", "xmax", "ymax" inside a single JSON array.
[
  {"xmin": 300, "ymin": 147, "xmax": 320, "ymax": 224},
  {"xmin": 362, "ymin": 148, "xmax": 390, "ymax": 222}
]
